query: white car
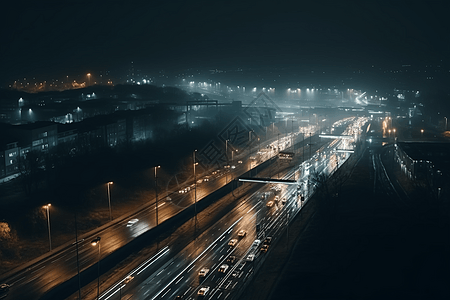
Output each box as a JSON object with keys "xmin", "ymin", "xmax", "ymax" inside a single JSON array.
[
  {"xmin": 238, "ymin": 230, "xmax": 246, "ymax": 237},
  {"xmin": 246, "ymin": 254, "xmax": 255, "ymax": 261},
  {"xmin": 218, "ymin": 264, "xmax": 229, "ymax": 273},
  {"xmin": 228, "ymin": 239, "xmax": 238, "ymax": 247},
  {"xmin": 252, "ymin": 239, "xmax": 261, "ymax": 247},
  {"xmin": 126, "ymin": 219, "xmax": 139, "ymax": 227},
  {"xmin": 237, "ymin": 160, "xmax": 242, "ymax": 164},
  {"xmin": 198, "ymin": 287, "xmax": 210, "ymax": 296},
  {"xmin": 198, "ymin": 268, "xmax": 209, "ymax": 277}
]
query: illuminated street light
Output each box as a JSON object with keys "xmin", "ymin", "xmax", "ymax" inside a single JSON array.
[
  {"xmin": 193, "ymin": 151, "xmax": 198, "ymax": 218},
  {"xmin": 154, "ymin": 166, "xmax": 161, "ymax": 226},
  {"xmin": 421, "ymin": 129, "xmax": 424, "ymax": 138},
  {"xmin": 87, "ymin": 73, "xmax": 91, "ymax": 86},
  {"xmin": 91, "ymin": 237, "xmax": 101, "ymax": 300},
  {"xmin": 107, "ymin": 182, "xmax": 113, "ymax": 221},
  {"xmin": 44, "ymin": 204, "xmax": 52, "ymax": 251}
]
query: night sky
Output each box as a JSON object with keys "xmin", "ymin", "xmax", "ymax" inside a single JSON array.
[{"xmin": 1, "ymin": 0, "xmax": 448, "ymax": 85}]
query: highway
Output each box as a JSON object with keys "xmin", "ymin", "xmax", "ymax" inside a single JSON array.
[
  {"xmin": 91, "ymin": 116, "xmax": 369, "ymax": 300},
  {"xmin": 1, "ymin": 119, "xmax": 321, "ymax": 300}
]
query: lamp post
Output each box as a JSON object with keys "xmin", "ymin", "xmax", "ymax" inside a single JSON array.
[
  {"xmin": 87, "ymin": 73, "xmax": 91, "ymax": 86},
  {"xmin": 107, "ymin": 182, "xmax": 113, "ymax": 221},
  {"xmin": 445, "ymin": 117, "xmax": 448, "ymax": 131},
  {"xmin": 309, "ymin": 132, "xmax": 312, "ymax": 159},
  {"xmin": 44, "ymin": 204, "xmax": 52, "ymax": 251},
  {"xmin": 193, "ymin": 151, "xmax": 198, "ymax": 218},
  {"xmin": 421, "ymin": 129, "xmax": 424, "ymax": 138},
  {"xmin": 154, "ymin": 166, "xmax": 160, "ymax": 226},
  {"xmin": 277, "ymin": 133, "xmax": 280, "ymax": 152},
  {"xmin": 225, "ymin": 139, "xmax": 230, "ymax": 183},
  {"xmin": 91, "ymin": 236, "xmax": 101, "ymax": 300},
  {"xmin": 302, "ymin": 130, "xmax": 305, "ymax": 161}
]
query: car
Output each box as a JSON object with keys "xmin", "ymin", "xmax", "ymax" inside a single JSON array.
[
  {"xmin": 274, "ymin": 196, "xmax": 279, "ymax": 201},
  {"xmin": 0, "ymin": 284, "xmax": 10, "ymax": 299},
  {"xmin": 237, "ymin": 160, "xmax": 243, "ymax": 164},
  {"xmin": 218, "ymin": 264, "xmax": 229, "ymax": 273},
  {"xmin": 226, "ymin": 255, "xmax": 236, "ymax": 264},
  {"xmin": 266, "ymin": 201, "xmax": 274, "ymax": 207},
  {"xmin": 264, "ymin": 237, "xmax": 272, "ymax": 245},
  {"xmin": 281, "ymin": 197, "xmax": 287, "ymax": 204},
  {"xmin": 246, "ymin": 254, "xmax": 255, "ymax": 261},
  {"xmin": 174, "ymin": 296, "xmax": 183, "ymax": 300},
  {"xmin": 198, "ymin": 286, "xmax": 210, "ymax": 296},
  {"xmin": 238, "ymin": 230, "xmax": 246, "ymax": 237},
  {"xmin": 123, "ymin": 275, "xmax": 134, "ymax": 284},
  {"xmin": 198, "ymin": 268, "xmax": 209, "ymax": 277},
  {"xmin": 231, "ymin": 165, "xmax": 236, "ymax": 169},
  {"xmin": 126, "ymin": 219, "xmax": 139, "ymax": 227},
  {"xmin": 260, "ymin": 244, "xmax": 269, "ymax": 253},
  {"xmin": 252, "ymin": 239, "xmax": 261, "ymax": 247},
  {"xmin": 228, "ymin": 239, "xmax": 238, "ymax": 247}
]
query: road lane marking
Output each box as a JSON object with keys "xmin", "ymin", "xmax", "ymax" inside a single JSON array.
[
  {"xmin": 23, "ymin": 275, "xmax": 40, "ymax": 284},
  {"xmin": 187, "ymin": 264, "xmax": 195, "ymax": 272},
  {"xmin": 175, "ymin": 276, "xmax": 183, "ymax": 284},
  {"xmin": 183, "ymin": 287, "xmax": 192, "ymax": 295},
  {"xmin": 31, "ymin": 266, "xmax": 45, "ymax": 274},
  {"xmin": 161, "ymin": 288, "xmax": 171, "ymax": 298},
  {"xmin": 151, "ymin": 217, "xmax": 243, "ymax": 300},
  {"xmin": 10, "ymin": 276, "xmax": 25, "ymax": 285},
  {"xmin": 136, "ymin": 247, "xmax": 169, "ymax": 275}
]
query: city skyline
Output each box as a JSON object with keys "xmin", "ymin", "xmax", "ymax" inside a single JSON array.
[{"xmin": 1, "ymin": 0, "xmax": 448, "ymax": 87}]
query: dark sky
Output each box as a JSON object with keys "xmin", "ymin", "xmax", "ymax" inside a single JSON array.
[{"xmin": 1, "ymin": 0, "xmax": 448, "ymax": 85}]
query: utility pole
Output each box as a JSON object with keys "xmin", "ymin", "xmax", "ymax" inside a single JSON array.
[
  {"xmin": 193, "ymin": 150, "xmax": 198, "ymax": 219},
  {"xmin": 154, "ymin": 166, "xmax": 160, "ymax": 226}
]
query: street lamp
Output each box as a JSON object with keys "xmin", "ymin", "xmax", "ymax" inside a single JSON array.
[
  {"xmin": 231, "ymin": 149, "xmax": 238, "ymax": 165},
  {"xmin": 87, "ymin": 73, "xmax": 91, "ymax": 86},
  {"xmin": 193, "ymin": 151, "xmax": 198, "ymax": 218},
  {"xmin": 91, "ymin": 237, "xmax": 101, "ymax": 300},
  {"xmin": 309, "ymin": 132, "xmax": 312, "ymax": 159},
  {"xmin": 107, "ymin": 182, "xmax": 113, "ymax": 221},
  {"xmin": 225, "ymin": 139, "xmax": 228, "ymax": 165},
  {"xmin": 44, "ymin": 204, "xmax": 52, "ymax": 251},
  {"xmin": 154, "ymin": 166, "xmax": 161, "ymax": 226},
  {"xmin": 421, "ymin": 129, "xmax": 424, "ymax": 138}
]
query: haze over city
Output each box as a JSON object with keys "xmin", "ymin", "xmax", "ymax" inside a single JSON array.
[{"xmin": 0, "ymin": 1, "xmax": 449, "ymax": 300}]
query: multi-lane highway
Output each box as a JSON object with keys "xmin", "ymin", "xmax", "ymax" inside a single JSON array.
[
  {"xmin": 1, "ymin": 120, "xmax": 323, "ymax": 300},
  {"xmin": 87, "ymin": 117, "xmax": 369, "ymax": 300}
]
